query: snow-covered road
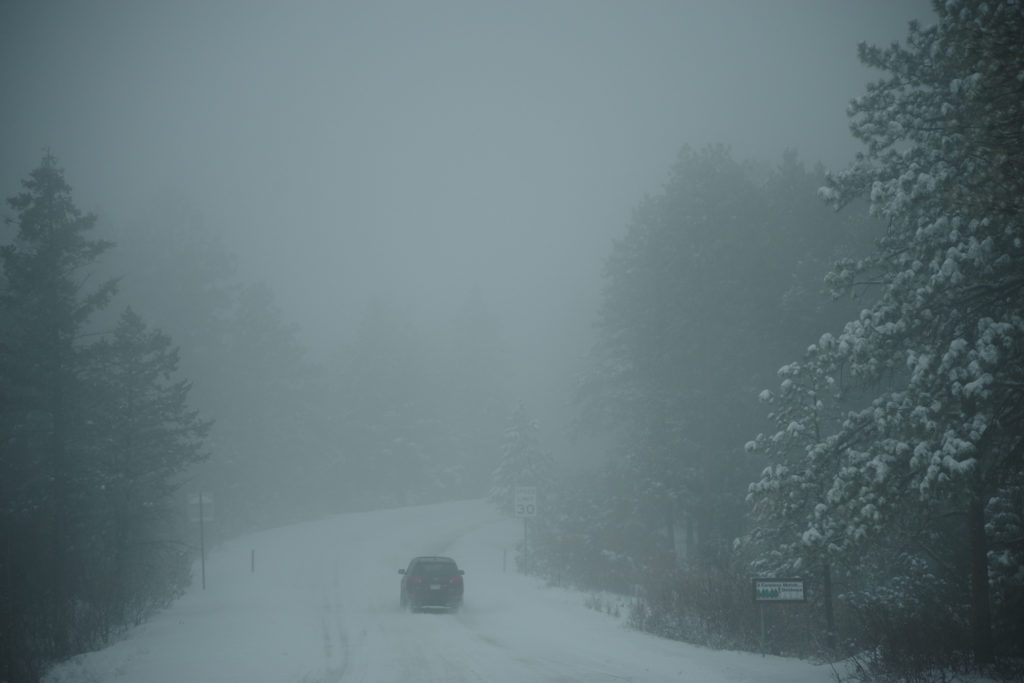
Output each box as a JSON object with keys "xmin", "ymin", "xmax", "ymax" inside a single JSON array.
[{"xmin": 44, "ymin": 500, "xmax": 833, "ymax": 682}]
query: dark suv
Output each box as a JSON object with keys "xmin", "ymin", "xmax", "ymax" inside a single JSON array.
[{"xmin": 399, "ymin": 556, "xmax": 464, "ymax": 612}]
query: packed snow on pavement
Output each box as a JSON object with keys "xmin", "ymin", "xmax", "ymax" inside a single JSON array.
[{"xmin": 43, "ymin": 499, "xmax": 838, "ymax": 683}]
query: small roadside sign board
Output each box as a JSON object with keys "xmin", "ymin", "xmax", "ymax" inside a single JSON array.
[
  {"xmin": 188, "ymin": 492, "xmax": 214, "ymax": 523},
  {"xmin": 514, "ymin": 486, "xmax": 537, "ymax": 518},
  {"xmin": 753, "ymin": 578, "xmax": 805, "ymax": 602}
]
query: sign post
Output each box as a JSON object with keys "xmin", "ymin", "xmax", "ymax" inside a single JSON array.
[
  {"xmin": 752, "ymin": 578, "xmax": 805, "ymax": 655},
  {"xmin": 514, "ymin": 487, "xmax": 537, "ymax": 573},
  {"xmin": 188, "ymin": 493, "xmax": 214, "ymax": 590}
]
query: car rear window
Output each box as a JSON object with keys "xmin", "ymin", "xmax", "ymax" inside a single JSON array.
[{"xmin": 413, "ymin": 561, "xmax": 458, "ymax": 578}]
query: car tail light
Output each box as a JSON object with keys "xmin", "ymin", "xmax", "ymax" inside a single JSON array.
[
  {"xmin": 407, "ymin": 575, "xmax": 422, "ymax": 584},
  {"xmin": 450, "ymin": 575, "xmax": 463, "ymax": 586}
]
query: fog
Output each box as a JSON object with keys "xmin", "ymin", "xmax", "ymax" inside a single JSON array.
[
  {"xmin": 0, "ymin": 0, "xmax": 942, "ymax": 527},
  {"xmin": 15, "ymin": 3, "xmax": 1008, "ymax": 679},
  {"xmin": 2, "ymin": 1, "xmax": 929, "ymax": 363}
]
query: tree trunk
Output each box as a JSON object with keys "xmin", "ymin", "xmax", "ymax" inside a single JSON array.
[
  {"xmin": 664, "ymin": 501, "xmax": 678, "ymax": 563},
  {"xmin": 685, "ymin": 516, "xmax": 695, "ymax": 565},
  {"xmin": 967, "ymin": 489, "xmax": 994, "ymax": 665}
]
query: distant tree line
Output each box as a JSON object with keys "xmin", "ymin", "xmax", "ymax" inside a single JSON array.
[
  {"xmin": 526, "ymin": 1, "xmax": 1023, "ymax": 679},
  {"xmin": 527, "ymin": 145, "xmax": 871, "ymax": 647},
  {"xmin": 489, "ymin": 401, "xmax": 552, "ymax": 519},
  {"xmin": 97, "ymin": 198, "xmax": 509, "ymax": 533}
]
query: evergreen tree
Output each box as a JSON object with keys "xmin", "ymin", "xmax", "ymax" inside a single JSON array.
[
  {"xmin": 439, "ymin": 288, "xmax": 507, "ymax": 497},
  {"xmin": 205, "ymin": 282, "xmax": 329, "ymax": 529},
  {"xmin": 333, "ymin": 297, "xmax": 446, "ymax": 507},
  {"xmin": 577, "ymin": 146, "xmax": 866, "ymax": 570},
  {"xmin": 746, "ymin": 0, "xmax": 1023, "ymax": 666},
  {"xmin": 82, "ymin": 307, "xmax": 210, "ymax": 626},
  {"xmin": 490, "ymin": 402, "xmax": 551, "ymax": 516},
  {"xmin": 102, "ymin": 198, "xmax": 339, "ymax": 532},
  {"xmin": 0, "ymin": 153, "xmax": 117, "ymax": 678},
  {"xmin": 1, "ymin": 156, "xmax": 214, "ymax": 680}
]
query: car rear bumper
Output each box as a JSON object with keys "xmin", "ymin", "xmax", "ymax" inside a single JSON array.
[{"xmin": 408, "ymin": 589, "xmax": 462, "ymax": 609}]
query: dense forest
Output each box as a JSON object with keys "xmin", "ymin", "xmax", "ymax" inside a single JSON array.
[
  {"xmin": 1, "ymin": 1, "xmax": 1021, "ymax": 681},
  {"xmin": 528, "ymin": 3, "xmax": 1023, "ymax": 679}
]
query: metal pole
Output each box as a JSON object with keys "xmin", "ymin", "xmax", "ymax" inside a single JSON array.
[
  {"xmin": 523, "ymin": 518, "xmax": 529, "ymax": 574},
  {"xmin": 199, "ymin": 492, "xmax": 206, "ymax": 590},
  {"xmin": 760, "ymin": 603, "xmax": 765, "ymax": 657}
]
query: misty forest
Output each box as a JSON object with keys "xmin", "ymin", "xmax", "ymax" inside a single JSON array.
[{"xmin": 2, "ymin": 1, "xmax": 1023, "ymax": 682}]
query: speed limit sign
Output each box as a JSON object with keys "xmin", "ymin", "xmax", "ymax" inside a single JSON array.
[{"xmin": 514, "ymin": 487, "xmax": 537, "ymax": 518}]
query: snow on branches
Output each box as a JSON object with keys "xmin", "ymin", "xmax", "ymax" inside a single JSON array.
[{"xmin": 745, "ymin": 0, "xmax": 1024, "ymax": 584}]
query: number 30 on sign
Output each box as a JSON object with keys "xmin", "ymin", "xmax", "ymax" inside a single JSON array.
[{"xmin": 514, "ymin": 487, "xmax": 537, "ymax": 518}]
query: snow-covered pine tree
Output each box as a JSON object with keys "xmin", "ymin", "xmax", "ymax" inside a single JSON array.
[
  {"xmin": 489, "ymin": 402, "xmax": 551, "ymax": 516},
  {"xmin": 746, "ymin": 0, "xmax": 1023, "ymax": 665}
]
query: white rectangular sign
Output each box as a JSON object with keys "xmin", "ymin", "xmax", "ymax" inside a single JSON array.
[
  {"xmin": 753, "ymin": 578, "xmax": 805, "ymax": 602},
  {"xmin": 514, "ymin": 487, "xmax": 537, "ymax": 518},
  {"xmin": 188, "ymin": 492, "xmax": 214, "ymax": 523}
]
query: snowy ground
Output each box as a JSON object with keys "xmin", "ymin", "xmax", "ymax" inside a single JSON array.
[{"xmin": 44, "ymin": 499, "xmax": 839, "ymax": 683}]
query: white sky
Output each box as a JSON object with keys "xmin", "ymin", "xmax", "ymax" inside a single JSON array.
[
  {"xmin": 1, "ymin": 1, "xmax": 934, "ymax": 357},
  {"xmin": 42, "ymin": 499, "xmax": 845, "ymax": 682}
]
